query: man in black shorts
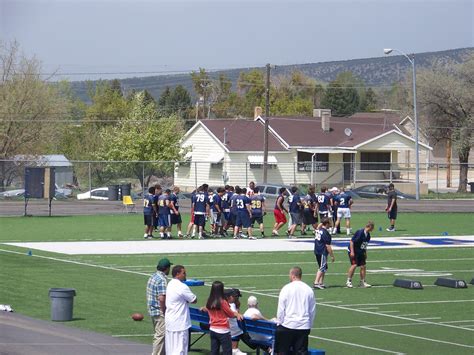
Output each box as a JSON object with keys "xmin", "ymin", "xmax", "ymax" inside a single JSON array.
[
  {"xmin": 346, "ymin": 221, "xmax": 374, "ymax": 288},
  {"xmin": 385, "ymin": 183, "xmax": 397, "ymax": 232}
]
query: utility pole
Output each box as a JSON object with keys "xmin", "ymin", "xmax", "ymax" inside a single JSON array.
[{"xmin": 263, "ymin": 63, "xmax": 271, "ymax": 183}]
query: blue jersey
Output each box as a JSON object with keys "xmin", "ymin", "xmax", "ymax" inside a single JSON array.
[
  {"xmin": 158, "ymin": 194, "xmax": 170, "ymax": 215},
  {"xmin": 250, "ymin": 194, "xmax": 265, "ymax": 217},
  {"xmin": 169, "ymin": 193, "xmax": 179, "ymax": 212},
  {"xmin": 349, "ymin": 228, "xmax": 371, "ymax": 254},
  {"xmin": 143, "ymin": 193, "xmax": 154, "ymax": 215},
  {"xmin": 336, "ymin": 192, "xmax": 351, "ymax": 208},
  {"xmin": 303, "ymin": 193, "xmax": 316, "ymax": 210},
  {"xmin": 314, "ymin": 228, "xmax": 332, "ymax": 255},
  {"xmin": 222, "ymin": 191, "xmax": 233, "ymax": 211},
  {"xmin": 317, "ymin": 193, "xmax": 331, "ymax": 213},
  {"xmin": 230, "ymin": 193, "xmax": 239, "ymax": 213},
  {"xmin": 234, "ymin": 194, "xmax": 250, "ymax": 214},
  {"xmin": 288, "ymin": 193, "xmax": 301, "ymax": 213},
  {"xmin": 210, "ymin": 194, "xmax": 222, "ymax": 212},
  {"xmin": 192, "ymin": 192, "xmax": 209, "ymax": 215}
]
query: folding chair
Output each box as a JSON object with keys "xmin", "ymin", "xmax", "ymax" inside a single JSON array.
[{"xmin": 122, "ymin": 195, "xmax": 136, "ymax": 213}]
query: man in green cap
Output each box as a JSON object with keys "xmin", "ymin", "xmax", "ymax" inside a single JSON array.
[{"xmin": 146, "ymin": 258, "xmax": 172, "ymax": 355}]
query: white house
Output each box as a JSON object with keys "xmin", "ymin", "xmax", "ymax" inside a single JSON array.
[{"xmin": 174, "ymin": 111, "xmax": 432, "ymax": 192}]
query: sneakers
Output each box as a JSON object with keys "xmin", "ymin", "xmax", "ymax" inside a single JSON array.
[
  {"xmin": 143, "ymin": 233, "xmax": 148, "ymax": 239},
  {"xmin": 359, "ymin": 281, "xmax": 372, "ymax": 288},
  {"xmin": 249, "ymin": 236, "xmax": 257, "ymax": 240},
  {"xmin": 386, "ymin": 227, "xmax": 396, "ymax": 232},
  {"xmin": 0, "ymin": 304, "xmax": 13, "ymax": 312},
  {"xmin": 313, "ymin": 283, "xmax": 325, "ymax": 290},
  {"xmin": 271, "ymin": 232, "xmax": 279, "ymax": 237},
  {"xmin": 346, "ymin": 280, "xmax": 353, "ymax": 288},
  {"xmin": 232, "ymin": 349, "xmax": 247, "ymax": 355}
]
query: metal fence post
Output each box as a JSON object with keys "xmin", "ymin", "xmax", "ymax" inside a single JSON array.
[
  {"xmin": 142, "ymin": 163, "xmax": 145, "ymax": 197},
  {"xmin": 194, "ymin": 162, "xmax": 198, "ymax": 190},
  {"xmin": 436, "ymin": 163, "xmax": 439, "ymax": 197},
  {"xmin": 293, "ymin": 162, "xmax": 296, "ymax": 185},
  {"xmin": 245, "ymin": 163, "xmax": 248, "ymax": 186},
  {"xmin": 88, "ymin": 162, "xmax": 91, "ymax": 195}
]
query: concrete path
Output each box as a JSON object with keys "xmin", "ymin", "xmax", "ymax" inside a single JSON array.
[{"xmin": 0, "ymin": 311, "xmax": 151, "ymax": 355}]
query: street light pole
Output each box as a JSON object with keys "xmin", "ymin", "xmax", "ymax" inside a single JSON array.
[
  {"xmin": 384, "ymin": 49, "xmax": 420, "ymax": 200},
  {"xmin": 263, "ymin": 63, "xmax": 271, "ymax": 184}
]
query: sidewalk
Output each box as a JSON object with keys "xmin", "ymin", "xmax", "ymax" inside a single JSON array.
[{"xmin": 0, "ymin": 311, "xmax": 151, "ymax": 355}]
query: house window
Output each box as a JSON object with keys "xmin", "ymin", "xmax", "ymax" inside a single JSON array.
[
  {"xmin": 360, "ymin": 152, "xmax": 391, "ymax": 170},
  {"xmin": 297, "ymin": 152, "xmax": 329, "ymax": 172},
  {"xmin": 211, "ymin": 162, "xmax": 223, "ymax": 169}
]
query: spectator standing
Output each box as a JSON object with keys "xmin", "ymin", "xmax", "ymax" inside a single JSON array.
[
  {"xmin": 313, "ymin": 218, "xmax": 335, "ymax": 289},
  {"xmin": 146, "ymin": 258, "xmax": 172, "ymax": 355},
  {"xmin": 275, "ymin": 267, "xmax": 316, "ymax": 354},
  {"xmin": 204, "ymin": 281, "xmax": 243, "ymax": 355},
  {"xmin": 165, "ymin": 265, "xmax": 197, "ymax": 355},
  {"xmin": 346, "ymin": 221, "xmax": 374, "ymax": 288},
  {"xmin": 386, "ymin": 183, "xmax": 398, "ymax": 231}
]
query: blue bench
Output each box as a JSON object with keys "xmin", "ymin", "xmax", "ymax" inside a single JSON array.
[{"xmin": 189, "ymin": 307, "xmax": 325, "ymax": 354}]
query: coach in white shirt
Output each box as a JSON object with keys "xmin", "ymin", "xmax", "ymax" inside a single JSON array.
[
  {"xmin": 275, "ymin": 266, "xmax": 316, "ymax": 354},
  {"xmin": 165, "ymin": 265, "xmax": 197, "ymax": 355}
]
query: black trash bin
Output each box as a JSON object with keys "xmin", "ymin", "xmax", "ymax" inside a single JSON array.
[
  {"xmin": 468, "ymin": 182, "xmax": 474, "ymax": 193},
  {"xmin": 120, "ymin": 183, "xmax": 132, "ymax": 199},
  {"xmin": 49, "ymin": 288, "xmax": 76, "ymax": 321},
  {"xmin": 108, "ymin": 185, "xmax": 119, "ymax": 200}
]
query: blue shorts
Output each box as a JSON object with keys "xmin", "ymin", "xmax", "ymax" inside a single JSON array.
[
  {"xmin": 235, "ymin": 212, "xmax": 251, "ymax": 228},
  {"xmin": 194, "ymin": 214, "xmax": 206, "ymax": 227},
  {"xmin": 158, "ymin": 214, "xmax": 170, "ymax": 227}
]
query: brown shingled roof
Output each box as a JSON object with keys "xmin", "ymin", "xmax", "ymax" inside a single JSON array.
[
  {"xmin": 200, "ymin": 119, "xmax": 287, "ymax": 151},
  {"xmin": 199, "ymin": 112, "xmax": 404, "ymax": 151}
]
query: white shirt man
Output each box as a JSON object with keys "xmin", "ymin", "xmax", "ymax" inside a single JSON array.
[
  {"xmin": 165, "ymin": 265, "xmax": 197, "ymax": 355},
  {"xmin": 275, "ymin": 267, "xmax": 316, "ymax": 353}
]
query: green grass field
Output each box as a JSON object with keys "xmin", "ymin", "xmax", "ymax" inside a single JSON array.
[{"xmin": 1, "ymin": 213, "xmax": 473, "ymax": 354}]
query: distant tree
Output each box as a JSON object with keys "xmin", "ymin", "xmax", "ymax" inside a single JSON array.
[
  {"xmin": 0, "ymin": 40, "xmax": 69, "ymax": 190},
  {"xmin": 237, "ymin": 70, "xmax": 266, "ymax": 116},
  {"xmin": 110, "ymin": 79, "xmax": 123, "ymax": 97},
  {"xmin": 191, "ymin": 68, "xmax": 212, "ymax": 119},
  {"xmin": 158, "ymin": 85, "xmax": 191, "ymax": 118},
  {"xmin": 85, "ymin": 80, "xmax": 129, "ymax": 127},
  {"xmin": 361, "ymin": 87, "xmax": 378, "ymax": 111},
  {"xmin": 321, "ymin": 81, "xmax": 360, "ymax": 116},
  {"xmin": 95, "ymin": 91, "xmax": 185, "ymax": 188},
  {"xmin": 417, "ymin": 57, "xmax": 474, "ymax": 192}
]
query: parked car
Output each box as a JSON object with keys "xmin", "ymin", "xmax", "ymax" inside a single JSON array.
[
  {"xmin": 0, "ymin": 185, "xmax": 72, "ymax": 199},
  {"xmin": 351, "ymin": 184, "xmax": 415, "ymax": 199},
  {"xmin": 76, "ymin": 187, "xmax": 109, "ymax": 200},
  {"xmin": 256, "ymin": 184, "xmax": 292, "ymax": 198}
]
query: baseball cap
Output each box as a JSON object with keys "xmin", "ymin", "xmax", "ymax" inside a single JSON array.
[
  {"xmin": 247, "ymin": 296, "xmax": 258, "ymax": 307},
  {"xmin": 157, "ymin": 258, "xmax": 173, "ymax": 269},
  {"xmin": 224, "ymin": 288, "xmax": 242, "ymax": 297}
]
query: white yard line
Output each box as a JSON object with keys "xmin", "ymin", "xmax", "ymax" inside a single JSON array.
[
  {"xmin": 308, "ymin": 335, "xmax": 404, "ymax": 354},
  {"xmin": 361, "ymin": 327, "xmax": 474, "ymax": 349},
  {"xmin": 342, "ymin": 300, "xmax": 474, "ymax": 307}
]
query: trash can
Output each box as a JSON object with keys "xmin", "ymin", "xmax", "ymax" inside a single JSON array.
[
  {"xmin": 120, "ymin": 183, "xmax": 131, "ymax": 199},
  {"xmin": 468, "ymin": 182, "xmax": 474, "ymax": 193},
  {"xmin": 108, "ymin": 185, "xmax": 119, "ymax": 200},
  {"xmin": 49, "ymin": 288, "xmax": 76, "ymax": 321}
]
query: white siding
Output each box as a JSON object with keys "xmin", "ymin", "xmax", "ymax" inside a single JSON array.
[{"xmin": 358, "ymin": 132, "xmax": 430, "ymax": 151}]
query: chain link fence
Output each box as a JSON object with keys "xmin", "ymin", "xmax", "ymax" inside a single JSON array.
[{"xmin": 1, "ymin": 159, "xmax": 473, "ymax": 198}]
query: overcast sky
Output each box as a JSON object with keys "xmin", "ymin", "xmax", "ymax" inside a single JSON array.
[{"xmin": 1, "ymin": 0, "xmax": 473, "ymax": 79}]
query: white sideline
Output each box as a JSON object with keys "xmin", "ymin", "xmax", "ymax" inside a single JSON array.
[{"xmin": 5, "ymin": 235, "xmax": 474, "ymax": 255}]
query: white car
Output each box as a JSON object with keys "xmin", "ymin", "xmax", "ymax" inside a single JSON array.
[{"xmin": 76, "ymin": 187, "xmax": 109, "ymax": 200}]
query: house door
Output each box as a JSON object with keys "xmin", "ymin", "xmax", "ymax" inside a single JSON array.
[{"xmin": 343, "ymin": 153, "xmax": 354, "ymax": 184}]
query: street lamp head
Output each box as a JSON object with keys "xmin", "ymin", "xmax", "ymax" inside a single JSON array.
[{"xmin": 384, "ymin": 48, "xmax": 393, "ymax": 55}]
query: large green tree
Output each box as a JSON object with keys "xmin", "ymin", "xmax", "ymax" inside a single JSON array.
[
  {"xmin": 0, "ymin": 40, "xmax": 69, "ymax": 189},
  {"xmin": 95, "ymin": 91, "xmax": 185, "ymax": 188},
  {"xmin": 417, "ymin": 57, "xmax": 474, "ymax": 192}
]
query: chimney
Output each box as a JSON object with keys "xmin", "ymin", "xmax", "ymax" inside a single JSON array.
[
  {"xmin": 223, "ymin": 128, "xmax": 227, "ymax": 145},
  {"xmin": 321, "ymin": 111, "xmax": 331, "ymax": 132},
  {"xmin": 254, "ymin": 106, "xmax": 263, "ymax": 119},
  {"xmin": 313, "ymin": 108, "xmax": 331, "ymax": 118}
]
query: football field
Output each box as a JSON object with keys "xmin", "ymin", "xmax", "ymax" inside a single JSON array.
[{"xmin": 1, "ymin": 213, "xmax": 473, "ymax": 354}]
